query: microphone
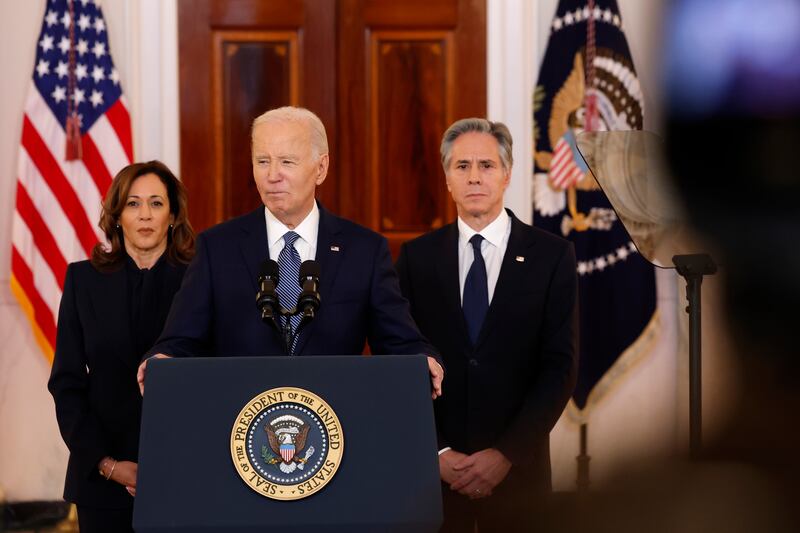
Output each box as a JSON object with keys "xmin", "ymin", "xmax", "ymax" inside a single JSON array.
[
  {"xmin": 256, "ymin": 259, "xmax": 280, "ymax": 328},
  {"xmin": 296, "ymin": 260, "xmax": 321, "ymax": 322}
]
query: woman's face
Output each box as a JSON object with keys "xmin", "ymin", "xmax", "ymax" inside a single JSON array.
[{"xmin": 119, "ymin": 173, "xmax": 174, "ymax": 258}]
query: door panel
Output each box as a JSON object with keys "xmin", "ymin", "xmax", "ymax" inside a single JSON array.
[
  {"xmin": 371, "ymin": 33, "xmax": 452, "ymax": 235},
  {"xmin": 179, "ymin": 0, "xmax": 336, "ymax": 230},
  {"xmin": 179, "ymin": 0, "xmax": 485, "ymax": 257},
  {"xmin": 215, "ymin": 33, "xmax": 299, "ymax": 219}
]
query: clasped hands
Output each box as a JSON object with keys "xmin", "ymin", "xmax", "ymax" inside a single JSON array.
[{"xmin": 439, "ymin": 448, "xmax": 511, "ymax": 499}]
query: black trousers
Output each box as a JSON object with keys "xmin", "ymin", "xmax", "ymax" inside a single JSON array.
[{"xmin": 76, "ymin": 505, "xmax": 134, "ymax": 533}]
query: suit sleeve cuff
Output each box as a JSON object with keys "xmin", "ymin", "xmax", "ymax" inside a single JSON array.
[{"xmin": 74, "ymin": 446, "xmax": 111, "ymax": 480}]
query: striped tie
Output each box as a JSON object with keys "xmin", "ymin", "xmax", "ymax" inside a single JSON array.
[{"xmin": 277, "ymin": 231, "xmax": 302, "ymax": 354}]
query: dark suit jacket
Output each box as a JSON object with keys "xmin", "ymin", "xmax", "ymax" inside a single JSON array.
[
  {"xmin": 48, "ymin": 259, "xmax": 186, "ymax": 508},
  {"xmin": 396, "ymin": 210, "xmax": 578, "ymax": 491},
  {"xmin": 148, "ymin": 204, "xmax": 436, "ymax": 360}
]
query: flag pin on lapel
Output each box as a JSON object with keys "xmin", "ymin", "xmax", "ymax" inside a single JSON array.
[
  {"xmin": 331, "ymin": 245, "xmax": 340, "ymax": 252},
  {"xmin": 516, "ymin": 256, "xmax": 525, "ymax": 262}
]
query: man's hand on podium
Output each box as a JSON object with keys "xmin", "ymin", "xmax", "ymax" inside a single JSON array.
[
  {"xmin": 138, "ymin": 354, "xmax": 441, "ymax": 397},
  {"xmin": 137, "ymin": 354, "xmax": 171, "ymax": 396},
  {"xmin": 427, "ymin": 356, "xmax": 444, "ymax": 399}
]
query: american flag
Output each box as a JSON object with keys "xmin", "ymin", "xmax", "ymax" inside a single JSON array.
[
  {"xmin": 549, "ymin": 129, "xmax": 589, "ymax": 190},
  {"xmin": 11, "ymin": 0, "xmax": 132, "ymax": 362}
]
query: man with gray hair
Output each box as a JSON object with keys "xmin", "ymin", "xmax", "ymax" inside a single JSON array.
[
  {"xmin": 396, "ymin": 118, "xmax": 578, "ymax": 531},
  {"xmin": 139, "ymin": 106, "xmax": 443, "ymax": 396}
]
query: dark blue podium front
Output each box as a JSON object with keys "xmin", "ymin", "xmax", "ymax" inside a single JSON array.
[{"xmin": 133, "ymin": 355, "xmax": 442, "ymax": 532}]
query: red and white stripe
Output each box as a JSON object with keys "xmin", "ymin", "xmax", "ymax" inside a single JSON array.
[
  {"xmin": 281, "ymin": 447, "xmax": 295, "ymax": 463},
  {"xmin": 11, "ymin": 82, "xmax": 132, "ymax": 361},
  {"xmin": 549, "ymin": 135, "xmax": 586, "ymax": 190}
]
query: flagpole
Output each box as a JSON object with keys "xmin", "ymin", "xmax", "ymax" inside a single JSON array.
[
  {"xmin": 573, "ymin": 0, "xmax": 598, "ymax": 490},
  {"xmin": 576, "ymin": 423, "xmax": 590, "ymax": 491},
  {"xmin": 65, "ymin": 0, "xmax": 82, "ymax": 160}
]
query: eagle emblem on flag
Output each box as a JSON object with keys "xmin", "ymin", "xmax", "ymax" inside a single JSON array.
[
  {"xmin": 534, "ymin": 48, "xmax": 643, "ymax": 234},
  {"xmin": 533, "ymin": 0, "xmax": 658, "ymax": 415}
]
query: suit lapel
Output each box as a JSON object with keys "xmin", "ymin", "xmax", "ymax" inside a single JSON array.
[
  {"xmin": 294, "ymin": 203, "xmax": 343, "ymax": 355},
  {"xmin": 238, "ymin": 207, "xmax": 271, "ymax": 293},
  {"xmin": 90, "ymin": 267, "xmax": 136, "ymax": 368},
  {"xmin": 237, "ymin": 207, "xmax": 287, "ymax": 351},
  {"xmin": 437, "ymin": 223, "xmax": 471, "ymax": 351},
  {"xmin": 474, "ymin": 211, "xmax": 536, "ymax": 350}
]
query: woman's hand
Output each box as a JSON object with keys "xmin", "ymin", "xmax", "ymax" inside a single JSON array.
[
  {"xmin": 99, "ymin": 457, "xmax": 138, "ymax": 497},
  {"xmin": 110, "ymin": 460, "xmax": 138, "ymax": 490}
]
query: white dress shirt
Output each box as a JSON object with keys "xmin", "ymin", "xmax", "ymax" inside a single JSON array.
[
  {"xmin": 264, "ymin": 202, "xmax": 320, "ymax": 261},
  {"xmin": 457, "ymin": 209, "xmax": 511, "ymax": 305}
]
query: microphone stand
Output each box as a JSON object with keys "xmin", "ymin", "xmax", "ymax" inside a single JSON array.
[
  {"xmin": 256, "ymin": 288, "xmax": 297, "ymax": 356},
  {"xmin": 276, "ymin": 305, "xmax": 315, "ymax": 356},
  {"xmin": 278, "ymin": 306, "xmax": 298, "ymax": 356},
  {"xmin": 257, "ymin": 263, "xmax": 321, "ymax": 356},
  {"xmin": 673, "ymin": 253, "xmax": 717, "ymax": 459}
]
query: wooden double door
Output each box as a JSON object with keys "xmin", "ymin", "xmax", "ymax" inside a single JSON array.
[{"xmin": 178, "ymin": 0, "xmax": 486, "ymax": 254}]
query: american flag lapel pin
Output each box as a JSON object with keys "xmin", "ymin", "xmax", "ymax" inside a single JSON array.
[
  {"xmin": 330, "ymin": 245, "xmax": 340, "ymax": 252},
  {"xmin": 516, "ymin": 256, "xmax": 525, "ymax": 262}
]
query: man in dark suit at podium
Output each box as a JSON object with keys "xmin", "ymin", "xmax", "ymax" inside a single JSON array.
[
  {"xmin": 138, "ymin": 106, "xmax": 443, "ymax": 396},
  {"xmin": 396, "ymin": 119, "xmax": 578, "ymax": 532}
]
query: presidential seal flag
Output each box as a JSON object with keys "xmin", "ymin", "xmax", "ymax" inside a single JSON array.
[
  {"xmin": 11, "ymin": 0, "xmax": 133, "ymax": 362},
  {"xmin": 533, "ymin": 0, "xmax": 657, "ymax": 414}
]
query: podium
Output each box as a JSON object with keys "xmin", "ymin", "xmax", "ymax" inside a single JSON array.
[{"xmin": 133, "ymin": 355, "xmax": 442, "ymax": 532}]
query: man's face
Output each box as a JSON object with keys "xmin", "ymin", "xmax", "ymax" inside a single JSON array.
[
  {"xmin": 252, "ymin": 119, "xmax": 328, "ymax": 227},
  {"xmin": 445, "ymin": 132, "xmax": 510, "ymax": 221}
]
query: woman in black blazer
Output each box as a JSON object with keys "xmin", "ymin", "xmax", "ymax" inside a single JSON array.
[{"xmin": 48, "ymin": 160, "xmax": 195, "ymax": 533}]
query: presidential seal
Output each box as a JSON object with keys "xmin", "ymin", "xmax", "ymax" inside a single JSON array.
[{"xmin": 230, "ymin": 387, "xmax": 344, "ymax": 501}]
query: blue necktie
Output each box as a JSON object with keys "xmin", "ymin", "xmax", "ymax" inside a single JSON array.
[
  {"xmin": 277, "ymin": 231, "xmax": 302, "ymax": 354},
  {"xmin": 463, "ymin": 234, "xmax": 488, "ymax": 345}
]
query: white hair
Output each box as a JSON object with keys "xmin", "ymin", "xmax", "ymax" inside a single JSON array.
[{"xmin": 251, "ymin": 106, "xmax": 329, "ymax": 158}]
